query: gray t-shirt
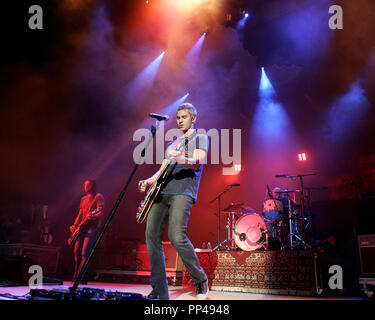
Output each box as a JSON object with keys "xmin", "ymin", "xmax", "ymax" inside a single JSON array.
[{"xmin": 160, "ymin": 132, "xmax": 209, "ymax": 203}]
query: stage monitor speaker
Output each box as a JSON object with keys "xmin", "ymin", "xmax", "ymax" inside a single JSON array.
[{"xmin": 358, "ymin": 234, "xmax": 375, "ymax": 276}]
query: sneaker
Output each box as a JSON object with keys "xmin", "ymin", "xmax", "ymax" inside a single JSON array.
[
  {"xmin": 195, "ymin": 280, "xmax": 209, "ymax": 300},
  {"xmin": 147, "ymin": 290, "xmax": 169, "ymax": 300},
  {"xmin": 147, "ymin": 290, "xmax": 160, "ymax": 300}
]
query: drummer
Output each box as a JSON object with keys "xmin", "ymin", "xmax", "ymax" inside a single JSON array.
[{"xmin": 271, "ymin": 187, "xmax": 294, "ymax": 219}]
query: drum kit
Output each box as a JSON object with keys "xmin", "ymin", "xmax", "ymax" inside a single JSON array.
[{"xmin": 211, "ymin": 175, "xmax": 315, "ymax": 252}]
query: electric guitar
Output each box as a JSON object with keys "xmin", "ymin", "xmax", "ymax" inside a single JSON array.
[
  {"xmin": 67, "ymin": 207, "xmax": 102, "ymax": 245},
  {"xmin": 136, "ymin": 141, "xmax": 185, "ymax": 224}
]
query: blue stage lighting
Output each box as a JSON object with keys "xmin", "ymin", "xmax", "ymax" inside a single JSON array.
[
  {"xmin": 236, "ymin": 12, "xmax": 249, "ymax": 30},
  {"xmin": 161, "ymin": 93, "xmax": 190, "ymax": 116},
  {"xmin": 325, "ymin": 81, "xmax": 371, "ymax": 144},
  {"xmin": 186, "ymin": 34, "xmax": 206, "ymax": 66},
  {"xmin": 252, "ymin": 67, "xmax": 294, "ymax": 151},
  {"xmin": 259, "ymin": 67, "xmax": 275, "ymax": 97},
  {"xmin": 125, "ymin": 51, "xmax": 166, "ymax": 106}
]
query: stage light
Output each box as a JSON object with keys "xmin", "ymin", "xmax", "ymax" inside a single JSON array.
[
  {"xmin": 125, "ymin": 51, "xmax": 166, "ymax": 106},
  {"xmin": 186, "ymin": 33, "xmax": 206, "ymax": 66},
  {"xmin": 298, "ymin": 153, "xmax": 307, "ymax": 161},
  {"xmin": 252, "ymin": 67, "xmax": 294, "ymax": 151},
  {"xmin": 235, "ymin": 164, "xmax": 241, "ymax": 171},
  {"xmin": 236, "ymin": 10, "xmax": 249, "ymax": 30},
  {"xmin": 157, "ymin": 93, "xmax": 190, "ymax": 117},
  {"xmin": 259, "ymin": 67, "xmax": 275, "ymax": 97},
  {"xmin": 325, "ymin": 81, "xmax": 371, "ymax": 145}
]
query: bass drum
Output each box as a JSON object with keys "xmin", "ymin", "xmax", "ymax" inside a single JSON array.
[{"xmin": 233, "ymin": 213, "xmax": 267, "ymax": 251}]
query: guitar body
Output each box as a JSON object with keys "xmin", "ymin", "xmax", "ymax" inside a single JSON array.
[
  {"xmin": 67, "ymin": 226, "xmax": 83, "ymax": 246},
  {"xmin": 68, "ymin": 207, "xmax": 101, "ymax": 246},
  {"xmin": 136, "ymin": 140, "xmax": 185, "ymax": 224},
  {"xmin": 136, "ymin": 162, "xmax": 172, "ymax": 224},
  {"xmin": 136, "ymin": 184, "xmax": 162, "ymax": 224}
]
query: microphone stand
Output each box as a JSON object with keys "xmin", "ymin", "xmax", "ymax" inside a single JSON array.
[
  {"xmin": 296, "ymin": 174, "xmax": 315, "ymax": 244},
  {"xmin": 69, "ymin": 120, "xmax": 162, "ymax": 297},
  {"xmin": 210, "ymin": 185, "xmax": 235, "ymax": 251}
]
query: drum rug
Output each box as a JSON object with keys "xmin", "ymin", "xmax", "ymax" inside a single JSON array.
[{"xmin": 183, "ymin": 250, "xmax": 318, "ymax": 296}]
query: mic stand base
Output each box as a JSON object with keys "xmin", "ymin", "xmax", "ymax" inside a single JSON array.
[{"xmin": 212, "ymin": 239, "xmax": 229, "ymax": 252}]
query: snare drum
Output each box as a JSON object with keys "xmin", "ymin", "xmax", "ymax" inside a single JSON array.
[{"xmin": 233, "ymin": 213, "xmax": 267, "ymax": 251}]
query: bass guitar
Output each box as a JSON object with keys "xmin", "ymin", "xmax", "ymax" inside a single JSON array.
[{"xmin": 67, "ymin": 207, "xmax": 102, "ymax": 245}]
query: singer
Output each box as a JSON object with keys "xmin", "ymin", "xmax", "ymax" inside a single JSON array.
[{"xmin": 138, "ymin": 102, "xmax": 209, "ymax": 300}]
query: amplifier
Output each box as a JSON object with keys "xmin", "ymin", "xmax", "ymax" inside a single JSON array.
[
  {"xmin": 0, "ymin": 243, "xmax": 60, "ymax": 276},
  {"xmin": 136, "ymin": 241, "xmax": 182, "ymax": 272},
  {"xmin": 0, "ymin": 255, "xmax": 31, "ymax": 285},
  {"xmin": 358, "ymin": 234, "xmax": 375, "ymax": 276}
]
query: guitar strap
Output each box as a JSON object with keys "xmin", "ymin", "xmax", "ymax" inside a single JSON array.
[
  {"xmin": 162, "ymin": 129, "xmax": 198, "ymax": 184},
  {"xmin": 88, "ymin": 194, "xmax": 98, "ymax": 213}
]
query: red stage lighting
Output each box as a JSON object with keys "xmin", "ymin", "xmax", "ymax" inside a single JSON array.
[{"xmin": 298, "ymin": 153, "xmax": 307, "ymax": 161}]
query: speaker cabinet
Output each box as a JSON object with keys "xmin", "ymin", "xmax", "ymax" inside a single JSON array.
[
  {"xmin": 358, "ymin": 234, "xmax": 375, "ymax": 276},
  {"xmin": 136, "ymin": 241, "xmax": 182, "ymax": 272},
  {"xmin": 0, "ymin": 243, "xmax": 60, "ymax": 278}
]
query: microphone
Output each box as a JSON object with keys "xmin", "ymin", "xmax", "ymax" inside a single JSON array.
[
  {"xmin": 275, "ymin": 174, "xmax": 288, "ymax": 178},
  {"xmin": 149, "ymin": 113, "xmax": 169, "ymax": 121},
  {"xmin": 229, "ymin": 184, "xmax": 240, "ymax": 187}
]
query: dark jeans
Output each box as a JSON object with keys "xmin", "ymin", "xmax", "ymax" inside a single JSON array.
[
  {"xmin": 146, "ymin": 194, "xmax": 207, "ymax": 299},
  {"xmin": 73, "ymin": 227, "xmax": 98, "ymax": 283}
]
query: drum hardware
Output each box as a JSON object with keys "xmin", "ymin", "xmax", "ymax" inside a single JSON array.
[
  {"xmin": 222, "ymin": 203, "xmax": 256, "ymax": 214},
  {"xmin": 213, "ymin": 207, "xmax": 246, "ymax": 251},
  {"xmin": 275, "ymin": 190, "xmax": 296, "ymax": 194},
  {"xmin": 234, "ymin": 228, "xmax": 267, "ymax": 245},
  {"xmin": 225, "ymin": 211, "xmax": 237, "ymax": 250},
  {"xmin": 275, "ymin": 173, "xmax": 317, "ymax": 247},
  {"xmin": 286, "ymin": 199, "xmax": 310, "ymax": 249},
  {"xmin": 209, "ymin": 184, "xmax": 240, "ymax": 251}
]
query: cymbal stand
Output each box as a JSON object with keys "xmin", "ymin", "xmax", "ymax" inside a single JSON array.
[
  {"xmin": 210, "ymin": 185, "xmax": 236, "ymax": 251},
  {"xmin": 226, "ymin": 212, "xmax": 237, "ymax": 250},
  {"xmin": 287, "ymin": 199, "xmax": 310, "ymax": 249}
]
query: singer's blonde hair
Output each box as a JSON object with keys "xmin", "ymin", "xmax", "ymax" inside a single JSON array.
[{"xmin": 176, "ymin": 102, "xmax": 197, "ymax": 120}]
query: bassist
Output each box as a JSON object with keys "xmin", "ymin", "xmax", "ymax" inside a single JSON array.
[{"xmin": 69, "ymin": 179, "xmax": 104, "ymax": 284}]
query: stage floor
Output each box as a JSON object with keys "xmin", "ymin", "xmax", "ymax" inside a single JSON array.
[{"xmin": 0, "ymin": 282, "xmax": 364, "ymax": 300}]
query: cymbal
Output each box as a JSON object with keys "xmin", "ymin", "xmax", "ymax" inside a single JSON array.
[
  {"xmin": 275, "ymin": 190, "xmax": 296, "ymax": 193},
  {"xmin": 222, "ymin": 203, "xmax": 256, "ymax": 214}
]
